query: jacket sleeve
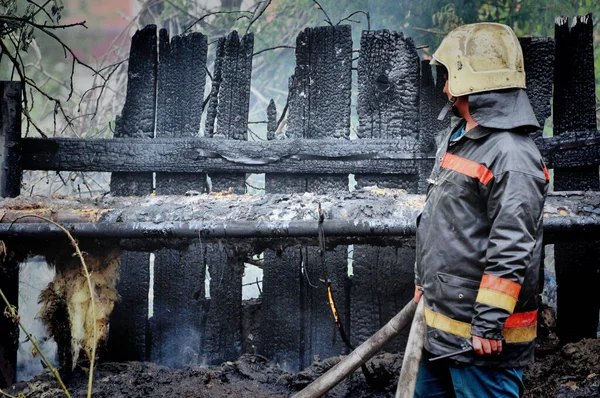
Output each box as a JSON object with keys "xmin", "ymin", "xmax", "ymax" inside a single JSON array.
[{"xmin": 470, "ymin": 170, "xmax": 546, "ymax": 340}]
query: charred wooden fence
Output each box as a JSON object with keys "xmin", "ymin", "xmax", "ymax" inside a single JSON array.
[{"xmin": 1, "ymin": 14, "xmax": 599, "ymax": 385}]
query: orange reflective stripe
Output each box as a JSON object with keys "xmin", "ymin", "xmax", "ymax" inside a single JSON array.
[
  {"xmin": 480, "ymin": 274, "xmax": 521, "ymax": 299},
  {"xmin": 424, "ymin": 307, "xmax": 538, "ymax": 343},
  {"xmin": 441, "ymin": 153, "xmax": 494, "ymax": 185},
  {"xmin": 505, "ymin": 310, "xmax": 538, "ymax": 328},
  {"xmin": 543, "ymin": 166, "xmax": 550, "ymax": 181}
]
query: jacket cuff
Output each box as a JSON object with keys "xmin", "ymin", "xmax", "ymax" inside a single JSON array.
[{"xmin": 470, "ymin": 324, "xmax": 505, "ymax": 341}]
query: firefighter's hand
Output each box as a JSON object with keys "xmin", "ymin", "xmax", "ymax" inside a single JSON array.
[
  {"xmin": 414, "ymin": 286, "xmax": 423, "ymax": 303},
  {"xmin": 471, "ymin": 335, "xmax": 502, "ymax": 356}
]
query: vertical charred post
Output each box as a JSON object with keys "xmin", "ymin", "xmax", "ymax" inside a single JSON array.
[
  {"xmin": 0, "ymin": 85, "xmax": 20, "ymax": 380},
  {"xmin": 201, "ymin": 245, "xmax": 244, "ymax": 365},
  {"xmin": 267, "ymin": 100, "xmax": 277, "ymax": 141},
  {"xmin": 107, "ymin": 25, "xmax": 157, "ymax": 362},
  {"xmin": 199, "ymin": 31, "xmax": 253, "ymax": 365},
  {"xmin": 0, "ymin": 82, "xmax": 22, "ymax": 198},
  {"xmin": 151, "ymin": 29, "xmax": 208, "ymax": 367},
  {"xmin": 261, "ymin": 26, "xmax": 352, "ymax": 371},
  {"xmin": 205, "ymin": 31, "xmax": 253, "ymax": 193},
  {"xmin": 266, "ymin": 25, "xmax": 353, "ymax": 193},
  {"xmin": 110, "ymin": 25, "xmax": 157, "ymax": 196},
  {"xmin": 552, "ymin": 14, "xmax": 599, "ymax": 343},
  {"xmin": 520, "ymin": 37, "xmax": 555, "ymax": 311},
  {"xmin": 350, "ymin": 30, "xmax": 420, "ymax": 351},
  {"xmin": 0, "ymin": 251, "xmax": 19, "ymax": 388},
  {"xmin": 418, "ymin": 62, "xmax": 448, "ymax": 193},
  {"xmin": 260, "ymin": 246, "xmax": 304, "ymax": 371},
  {"xmin": 355, "ymin": 30, "xmax": 420, "ymax": 190},
  {"xmin": 519, "ymin": 38, "xmax": 554, "ymax": 128}
]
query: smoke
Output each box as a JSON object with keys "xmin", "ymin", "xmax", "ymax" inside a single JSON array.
[{"xmin": 17, "ymin": 257, "xmax": 58, "ymax": 382}]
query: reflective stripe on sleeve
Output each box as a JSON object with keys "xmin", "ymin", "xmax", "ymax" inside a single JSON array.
[
  {"xmin": 476, "ymin": 274, "xmax": 522, "ymax": 313},
  {"xmin": 424, "ymin": 307, "xmax": 537, "ymax": 343},
  {"xmin": 441, "ymin": 153, "xmax": 494, "ymax": 185}
]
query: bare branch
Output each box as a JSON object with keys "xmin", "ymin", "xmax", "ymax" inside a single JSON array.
[
  {"xmin": 0, "ymin": 38, "xmax": 47, "ymax": 137},
  {"xmin": 245, "ymin": 0, "xmax": 272, "ymax": 36},
  {"xmin": 183, "ymin": 10, "xmax": 252, "ymax": 34},
  {"xmin": 337, "ymin": 10, "xmax": 370, "ymax": 31},
  {"xmin": 253, "ymin": 45, "xmax": 295, "ymax": 57},
  {"xmin": 311, "ymin": 0, "xmax": 333, "ymax": 26}
]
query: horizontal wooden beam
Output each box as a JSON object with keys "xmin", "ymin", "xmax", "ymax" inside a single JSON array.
[
  {"xmin": 21, "ymin": 137, "xmax": 424, "ymax": 175},
  {"xmin": 0, "ymin": 190, "xmax": 598, "ymax": 247},
  {"xmin": 534, "ymin": 130, "xmax": 600, "ymax": 168},
  {"xmin": 0, "ymin": 216, "xmax": 598, "ymax": 245},
  {"xmin": 18, "ymin": 131, "xmax": 600, "ymax": 175}
]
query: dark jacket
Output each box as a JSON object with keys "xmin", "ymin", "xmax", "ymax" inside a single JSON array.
[{"xmin": 415, "ymin": 89, "xmax": 549, "ymax": 368}]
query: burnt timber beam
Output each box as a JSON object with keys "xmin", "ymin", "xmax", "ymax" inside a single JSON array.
[
  {"xmin": 21, "ymin": 137, "xmax": 423, "ymax": 174},
  {"xmin": 0, "ymin": 191, "xmax": 598, "ymax": 245},
  {"xmin": 0, "ymin": 216, "xmax": 598, "ymax": 244},
  {"xmin": 19, "ymin": 132, "xmax": 600, "ymax": 175}
]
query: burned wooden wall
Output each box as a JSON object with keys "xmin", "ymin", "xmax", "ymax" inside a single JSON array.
[
  {"xmin": 1, "ymin": 14, "xmax": 599, "ymax": 384},
  {"xmin": 552, "ymin": 15, "xmax": 599, "ymax": 343},
  {"xmin": 106, "ymin": 25, "xmax": 156, "ymax": 363}
]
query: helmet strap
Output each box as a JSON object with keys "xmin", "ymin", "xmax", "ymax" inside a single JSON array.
[{"xmin": 437, "ymin": 96, "xmax": 457, "ymax": 121}]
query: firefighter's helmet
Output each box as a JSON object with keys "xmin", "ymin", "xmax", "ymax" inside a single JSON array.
[{"xmin": 431, "ymin": 23, "xmax": 526, "ymax": 97}]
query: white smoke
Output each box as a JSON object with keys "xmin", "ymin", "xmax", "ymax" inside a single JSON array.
[{"xmin": 17, "ymin": 257, "xmax": 58, "ymax": 382}]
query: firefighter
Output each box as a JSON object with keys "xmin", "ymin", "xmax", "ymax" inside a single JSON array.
[{"xmin": 413, "ymin": 23, "xmax": 549, "ymax": 397}]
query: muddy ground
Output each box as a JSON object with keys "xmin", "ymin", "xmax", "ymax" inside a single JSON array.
[{"xmin": 5, "ymin": 308, "xmax": 600, "ymax": 398}]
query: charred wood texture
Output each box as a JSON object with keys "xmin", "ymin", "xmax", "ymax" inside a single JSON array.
[
  {"xmin": 201, "ymin": 246, "xmax": 244, "ymax": 365},
  {"xmin": 353, "ymin": 30, "xmax": 421, "ymax": 354},
  {"xmin": 357, "ymin": 31, "xmax": 420, "ymax": 140},
  {"xmin": 355, "ymin": 30, "xmax": 420, "ymax": 192},
  {"xmin": 553, "ymin": 15, "xmax": 600, "ymax": 344},
  {"xmin": 20, "ymin": 137, "xmax": 423, "ymax": 175},
  {"xmin": 418, "ymin": 62, "xmax": 448, "ymax": 193},
  {"xmin": 110, "ymin": 25, "xmax": 157, "ymax": 196},
  {"xmin": 266, "ymin": 25, "xmax": 352, "ymax": 194},
  {"xmin": 519, "ymin": 38, "xmax": 554, "ymax": 128},
  {"xmin": 107, "ymin": 25, "xmax": 157, "ymax": 362},
  {"xmin": 261, "ymin": 247, "xmax": 303, "ymax": 371},
  {"xmin": 205, "ymin": 31, "xmax": 253, "ymax": 194},
  {"xmin": 267, "ymin": 100, "xmax": 277, "ymax": 141},
  {"xmin": 0, "ymin": 82, "xmax": 22, "ymax": 199},
  {"xmin": 155, "ymin": 29, "xmax": 208, "ymax": 193},
  {"xmin": 2, "ymin": 190, "xmax": 597, "ymax": 243},
  {"xmin": 152, "ymin": 29, "xmax": 208, "ymax": 367},
  {"xmin": 262, "ymin": 25, "xmax": 352, "ymax": 372},
  {"xmin": 0, "ymin": 253, "xmax": 19, "ymax": 388},
  {"xmin": 202, "ymin": 31, "xmax": 254, "ymax": 364}
]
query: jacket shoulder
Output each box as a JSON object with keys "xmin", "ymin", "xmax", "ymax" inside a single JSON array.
[{"xmin": 484, "ymin": 131, "xmax": 546, "ymax": 179}]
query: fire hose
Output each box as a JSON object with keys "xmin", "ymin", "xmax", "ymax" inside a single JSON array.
[{"xmin": 291, "ymin": 299, "xmax": 425, "ymax": 398}]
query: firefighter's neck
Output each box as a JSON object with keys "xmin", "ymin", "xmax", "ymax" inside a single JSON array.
[{"xmin": 455, "ymin": 96, "xmax": 478, "ymax": 132}]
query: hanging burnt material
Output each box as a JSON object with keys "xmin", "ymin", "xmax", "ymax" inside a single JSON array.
[
  {"xmin": 351, "ymin": 30, "xmax": 421, "ymax": 353},
  {"xmin": 204, "ymin": 31, "xmax": 253, "ymax": 194},
  {"xmin": 107, "ymin": 25, "xmax": 157, "ymax": 362},
  {"xmin": 552, "ymin": 14, "xmax": 600, "ymax": 344},
  {"xmin": 151, "ymin": 29, "xmax": 208, "ymax": 368},
  {"xmin": 202, "ymin": 31, "xmax": 253, "ymax": 365},
  {"xmin": 262, "ymin": 25, "xmax": 352, "ymax": 372},
  {"xmin": 39, "ymin": 243, "xmax": 121, "ymax": 371},
  {"xmin": 266, "ymin": 99, "xmax": 277, "ymax": 141}
]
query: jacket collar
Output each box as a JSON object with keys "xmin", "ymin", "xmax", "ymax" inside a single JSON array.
[{"xmin": 464, "ymin": 125, "xmax": 493, "ymax": 140}]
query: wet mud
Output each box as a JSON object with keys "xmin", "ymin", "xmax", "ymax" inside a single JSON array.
[{"xmin": 5, "ymin": 307, "xmax": 599, "ymax": 398}]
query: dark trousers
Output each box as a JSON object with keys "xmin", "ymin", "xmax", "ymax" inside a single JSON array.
[{"xmin": 414, "ymin": 352, "xmax": 523, "ymax": 398}]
